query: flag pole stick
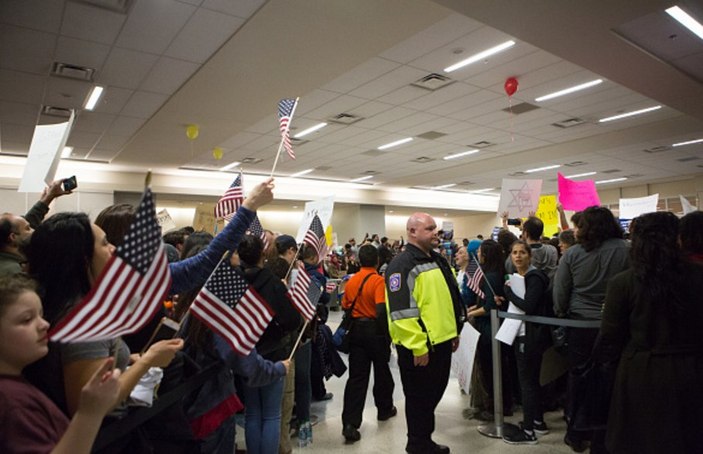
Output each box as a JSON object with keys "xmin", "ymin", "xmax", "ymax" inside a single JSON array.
[
  {"xmin": 471, "ymin": 253, "xmax": 498, "ymax": 297},
  {"xmin": 269, "ymin": 97, "xmax": 300, "ymax": 178},
  {"xmin": 283, "ymin": 244, "xmax": 303, "ymax": 282},
  {"xmin": 288, "ymin": 319, "xmax": 309, "ymax": 361}
]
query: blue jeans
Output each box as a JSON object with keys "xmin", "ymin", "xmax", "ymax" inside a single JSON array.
[{"xmin": 243, "ymin": 377, "xmax": 285, "ymax": 454}]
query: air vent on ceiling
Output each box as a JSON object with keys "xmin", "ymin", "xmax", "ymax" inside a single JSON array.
[
  {"xmin": 471, "ymin": 140, "xmax": 495, "ymax": 148},
  {"xmin": 362, "ymin": 149, "xmax": 384, "ymax": 157},
  {"xmin": 241, "ymin": 157, "xmax": 263, "ymax": 164},
  {"xmin": 411, "ymin": 156, "xmax": 435, "ymax": 163},
  {"xmin": 624, "ymin": 174, "xmax": 643, "ymax": 178},
  {"xmin": 564, "ymin": 161, "xmax": 587, "ymax": 167},
  {"xmin": 41, "ymin": 105, "xmax": 73, "ymax": 118},
  {"xmin": 457, "ymin": 180, "xmax": 475, "ymax": 186},
  {"xmin": 643, "ymin": 145, "xmax": 670, "ymax": 153},
  {"xmin": 509, "ymin": 171, "xmax": 527, "ymax": 177},
  {"xmin": 316, "ymin": 165, "xmax": 332, "ymax": 171},
  {"xmin": 502, "ymin": 102, "xmax": 540, "ymax": 115},
  {"xmin": 601, "ymin": 169, "xmax": 621, "ymax": 174},
  {"xmin": 416, "ymin": 131, "xmax": 447, "ymax": 140},
  {"xmin": 363, "ymin": 170, "xmax": 381, "ymax": 175},
  {"xmin": 678, "ymin": 156, "xmax": 700, "ymax": 162},
  {"xmin": 72, "ymin": 0, "xmax": 134, "ymax": 14},
  {"xmin": 552, "ymin": 118, "xmax": 585, "ymax": 128},
  {"xmin": 51, "ymin": 62, "xmax": 95, "ymax": 81},
  {"xmin": 290, "ymin": 137, "xmax": 309, "ymax": 146},
  {"xmin": 410, "ymin": 73, "xmax": 455, "ymax": 91},
  {"xmin": 328, "ymin": 113, "xmax": 363, "ymax": 125}
]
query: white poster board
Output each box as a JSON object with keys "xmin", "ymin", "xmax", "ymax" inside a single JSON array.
[
  {"xmin": 295, "ymin": 196, "xmax": 335, "ymax": 244},
  {"xmin": 495, "ymin": 274, "xmax": 526, "ymax": 346},
  {"xmin": 498, "ymin": 178, "xmax": 543, "ymax": 218},
  {"xmin": 451, "ymin": 323, "xmax": 481, "ymax": 395},
  {"xmin": 680, "ymin": 195, "xmax": 696, "ymax": 215},
  {"xmin": 619, "ymin": 194, "xmax": 659, "ymax": 219},
  {"xmin": 156, "ymin": 209, "xmax": 177, "ymax": 234},
  {"xmin": 19, "ymin": 111, "xmax": 75, "ymax": 192}
]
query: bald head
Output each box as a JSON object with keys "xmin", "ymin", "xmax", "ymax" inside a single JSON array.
[{"xmin": 406, "ymin": 212, "xmax": 438, "ymax": 255}]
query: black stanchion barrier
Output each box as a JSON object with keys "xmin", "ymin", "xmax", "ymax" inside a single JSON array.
[{"xmin": 476, "ymin": 309, "xmax": 600, "ymax": 440}]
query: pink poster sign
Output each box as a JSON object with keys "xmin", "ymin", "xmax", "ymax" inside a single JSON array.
[{"xmin": 557, "ymin": 173, "xmax": 601, "ymax": 211}]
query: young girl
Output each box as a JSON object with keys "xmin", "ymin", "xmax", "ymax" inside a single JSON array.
[{"xmin": 0, "ymin": 275, "xmax": 120, "ymax": 454}]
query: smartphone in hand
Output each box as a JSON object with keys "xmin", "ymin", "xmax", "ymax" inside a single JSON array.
[
  {"xmin": 62, "ymin": 176, "xmax": 78, "ymax": 192},
  {"xmin": 141, "ymin": 317, "xmax": 180, "ymax": 354}
]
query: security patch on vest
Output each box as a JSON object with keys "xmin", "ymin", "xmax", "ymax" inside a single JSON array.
[{"xmin": 389, "ymin": 273, "xmax": 401, "ymax": 292}]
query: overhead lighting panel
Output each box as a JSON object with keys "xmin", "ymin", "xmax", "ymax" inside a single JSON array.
[
  {"xmin": 84, "ymin": 86, "xmax": 104, "ymax": 111},
  {"xmin": 525, "ymin": 164, "xmax": 561, "ymax": 173},
  {"xmin": 565, "ymin": 171, "xmax": 597, "ymax": 178},
  {"xmin": 290, "ymin": 168, "xmax": 315, "ymax": 178},
  {"xmin": 666, "ymin": 6, "xmax": 703, "ymax": 41},
  {"xmin": 672, "ymin": 138, "xmax": 703, "ymax": 147},
  {"xmin": 378, "ymin": 137, "xmax": 413, "ymax": 150},
  {"xmin": 595, "ymin": 177, "xmax": 627, "ymax": 185},
  {"xmin": 350, "ymin": 175, "xmax": 373, "ymax": 182},
  {"xmin": 219, "ymin": 161, "xmax": 240, "ymax": 171},
  {"xmin": 443, "ymin": 149, "xmax": 479, "ymax": 160},
  {"xmin": 535, "ymin": 79, "xmax": 603, "ymax": 102},
  {"xmin": 444, "ymin": 40, "xmax": 516, "ymax": 73},
  {"xmin": 599, "ymin": 105, "xmax": 661, "ymax": 123},
  {"xmin": 294, "ymin": 122, "xmax": 327, "ymax": 138}
]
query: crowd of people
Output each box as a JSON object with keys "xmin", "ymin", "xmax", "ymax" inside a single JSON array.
[{"xmin": 1, "ymin": 178, "xmax": 702, "ymax": 454}]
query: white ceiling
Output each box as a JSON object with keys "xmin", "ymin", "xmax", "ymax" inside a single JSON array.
[{"xmin": 1, "ymin": 0, "xmax": 702, "ymax": 201}]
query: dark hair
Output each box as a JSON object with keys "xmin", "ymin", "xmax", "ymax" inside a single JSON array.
[
  {"xmin": 558, "ymin": 229, "xmax": 576, "ymax": 247},
  {"xmin": 95, "ymin": 204, "xmax": 134, "ymax": 247},
  {"xmin": 180, "ymin": 226, "xmax": 195, "ymax": 235},
  {"xmin": 497, "ymin": 229, "xmax": 518, "ymax": 256},
  {"xmin": 300, "ymin": 243, "xmax": 318, "ymax": 263},
  {"xmin": 522, "ymin": 216, "xmax": 544, "ymax": 241},
  {"xmin": 510, "ymin": 239, "xmax": 532, "ymax": 257},
  {"xmin": 266, "ymin": 256, "xmax": 290, "ymax": 280},
  {"xmin": 679, "ymin": 211, "xmax": 703, "ymax": 255},
  {"xmin": 27, "ymin": 212, "xmax": 94, "ymax": 324},
  {"xmin": 630, "ymin": 212, "xmax": 684, "ymax": 310},
  {"xmin": 479, "ymin": 239, "xmax": 505, "ymax": 275},
  {"xmin": 181, "ymin": 231, "xmax": 213, "ymax": 259},
  {"xmin": 237, "ymin": 234, "xmax": 264, "ymax": 268},
  {"xmin": 0, "ymin": 215, "xmax": 13, "ymax": 249},
  {"xmin": 0, "ymin": 274, "xmax": 37, "ymax": 318},
  {"xmin": 358, "ymin": 244, "xmax": 378, "ymax": 268},
  {"xmin": 162, "ymin": 230, "xmax": 185, "ymax": 248},
  {"xmin": 571, "ymin": 211, "xmax": 582, "ymax": 228},
  {"xmin": 577, "ymin": 206, "xmax": 623, "ymax": 252}
]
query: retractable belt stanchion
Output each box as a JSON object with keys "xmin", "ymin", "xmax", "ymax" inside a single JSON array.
[{"xmin": 476, "ymin": 309, "xmax": 601, "ymax": 440}]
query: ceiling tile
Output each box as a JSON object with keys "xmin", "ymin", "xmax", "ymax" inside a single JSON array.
[
  {"xmin": 219, "ymin": 131, "xmax": 261, "ymax": 149},
  {"xmin": 95, "ymin": 134, "xmax": 130, "ymax": 151},
  {"xmin": 0, "ymin": 0, "xmax": 64, "ymax": 33},
  {"xmin": 60, "ymin": 1, "xmax": 127, "ymax": 45},
  {"xmin": 354, "ymin": 106, "xmax": 416, "ymax": 129},
  {"xmin": 100, "ymin": 48, "xmax": 159, "ymax": 89},
  {"xmin": 348, "ymin": 66, "xmax": 428, "ymax": 100},
  {"xmin": 73, "ymin": 111, "xmax": 116, "ymax": 133},
  {"xmin": 120, "ymin": 91, "xmax": 169, "ymax": 118},
  {"xmin": 95, "ymin": 87, "xmax": 134, "ymax": 114},
  {"xmin": 0, "ymin": 123, "xmax": 34, "ymax": 144},
  {"xmin": 294, "ymin": 90, "xmax": 342, "ymax": 116},
  {"xmin": 0, "ymin": 25, "xmax": 56, "ymax": 74},
  {"xmin": 66, "ymin": 130, "xmax": 101, "ymax": 149},
  {"xmin": 165, "ymin": 8, "xmax": 245, "ymax": 63},
  {"xmin": 0, "ymin": 100, "xmax": 39, "ymax": 126},
  {"xmin": 304, "ymin": 95, "xmax": 369, "ymax": 120},
  {"xmin": 43, "ymin": 76, "xmax": 92, "ymax": 110},
  {"xmin": 201, "ymin": 0, "xmax": 265, "ymax": 18},
  {"xmin": 376, "ymin": 85, "xmax": 429, "ymax": 105},
  {"xmin": 0, "ymin": 69, "xmax": 46, "ymax": 104},
  {"xmin": 108, "ymin": 116, "xmax": 147, "ymax": 136},
  {"xmin": 140, "ymin": 57, "xmax": 200, "ymax": 94},
  {"xmin": 322, "ymin": 57, "xmax": 400, "ymax": 94},
  {"xmin": 55, "ymin": 36, "xmax": 111, "ymax": 72},
  {"xmin": 116, "ymin": 0, "xmax": 195, "ymax": 54}
]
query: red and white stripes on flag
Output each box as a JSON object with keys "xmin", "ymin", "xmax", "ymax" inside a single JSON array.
[
  {"xmin": 215, "ymin": 173, "xmax": 244, "ymax": 221},
  {"xmin": 247, "ymin": 215, "xmax": 269, "ymax": 251},
  {"xmin": 303, "ymin": 214, "xmax": 326, "ymax": 258},
  {"xmin": 288, "ymin": 263, "xmax": 317, "ymax": 321},
  {"xmin": 50, "ymin": 188, "xmax": 172, "ymax": 342},
  {"xmin": 468, "ymin": 254, "xmax": 485, "ymax": 300},
  {"xmin": 325, "ymin": 281, "xmax": 337, "ymax": 293},
  {"xmin": 278, "ymin": 98, "xmax": 298, "ymax": 160},
  {"xmin": 190, "ymin": 255, "xmax": 274, "ymax": 356}
]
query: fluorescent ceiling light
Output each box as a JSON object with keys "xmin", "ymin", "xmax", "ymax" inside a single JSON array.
[
  {"xmin": 565, "ymin": 171, "xmax": 597, "ymax": 178},
  {"xmin": 84, "ymin": 85, "xmax": 104, "ymax": 111},
  {"xmin": 378, "ymin": 137, "xmax": 413, "ymax": 150},
  {"xmin": 219, "ymin": 161, "xmax": 240, "ymax": 171},
  {"xmin": 525, "ymin": 164, "xmax": 561, "ymax": 173},
  {"xmin": 433, "ymin": 183, "xmax": 456, "ymax": 190},
  {"xmin": 61, "ymin": 146, "xmax": 73, "ymax": 158},
  {"xmin": 598, "ymin": 105, "xmax": 661, "ymax": 123},
  {"xmin": 469, "ymin": 187, "xmax": 495, "ymax": 193},
  {"xmin": 595, "ymin": 177, "xmax": 627, "ymax": 185},
  {"xmin": 535, "ymin": 79, "xmax": 603, "ymax": 102},
  {"xmin": 350, "ymin": 175, "xmax": 373, "ymax": 182},
  {"xmin": 443, "ymin": 149, "xmax": 479, "ymax": 160},
  {"xmin": 294, "ymin": 122, "xmax": 327, "ymax": 138},
  {"xmin": 672, "ymin": 138, "xmax": 703, "ymax": 147},
  {"xmin": 666, "ymin": 6, "xmax": 703, "ymax": 41},
  {"xmin": 444, "ymin": 40, "xmax": 516, "ymax": 73},
  {"xmin": 290, "ymin": 168, "xmax": 315, "ymax": 178}
]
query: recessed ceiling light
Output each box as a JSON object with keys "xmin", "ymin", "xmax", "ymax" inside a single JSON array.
[
  {"xmin": 388, "ymin": 210, "xmax": 394, "ymax": 213},
  {"xmin": 525, "ymin": 164, "xmax": 561, "ymax": 173},
  {"xmin": 433, "ymin": 183, "xmax": 457, "ymax": 190},
  {"xmin": 378, "ymin": 137, "xmax": 413, "ymax": 150},
  {"xmin": 565, "ymin": 171, "xmax": 597, "ymax": 178},
  {"xmin": 294, "ymin": 122, "xmax": 327, "ymax": 138},
  {"xmin": 290, "ymin": 168, "xmax": 315, "ymax": 178},
  {"xmin": 444, "ymin": 40, "xmax": 516, "ymax": 73},
  {"xmin": 84, "ymin": 85, "xmax": 104, "ymax": 111},
  {"xmin": 219, "ymin": 161, "xmax": 240, "ymax": 171},
  {"xmin": 292, "ymin": 205, "xmax": 298, "ymax": 209},
  {"xmin": 443, "ymin": 149, "xmax": 479, "ymax": 160},
  {"xmin": 350, "ymin": 175, "xmax": 373, "ymax": 182},
  {"xmin": 598, "ymin": 105, "xmax": 661, "ymax": 123},
  {"xmin": 535, "ymin": 79, "xmax": 603, "ymax": 102},
  {"xmin": 595, "ymin": 177, "xmax": 627, "ymax": 185},
  {"xmin": 61, "ymin": 146, "xmax": 73, "ymax": 158},
  {"xmin": 672, "ymin": 138, "xmax": 703, "ymax": 147},
  {"xmin": 666, "ymin": 6, "xmax": 703, "ymax": 41}
]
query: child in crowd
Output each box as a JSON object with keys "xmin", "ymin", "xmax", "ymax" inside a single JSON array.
[{"xmin": 0, "ymin": 275, "xmax": 121, "ymax": 454}]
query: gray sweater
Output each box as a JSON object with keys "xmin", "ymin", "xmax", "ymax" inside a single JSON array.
[{"xmin": 553, "ymin": 238, "xmax": 630, "ymax": 320}]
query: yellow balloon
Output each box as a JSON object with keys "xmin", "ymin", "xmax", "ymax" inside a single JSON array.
[
  {"xmin": 186, "ymin": 124, "xmax": 199, "ymax": 140},
  {"xmin": 212, "ymin": 147, "xmax": 223, "ymax": 160},
  {"xmin": 325, "ymin": 225, "xmax": 334, "ymax": 246}
]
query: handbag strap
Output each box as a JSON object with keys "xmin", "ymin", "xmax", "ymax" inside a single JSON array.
[{"xmin": 347, "ymin": 273, "xmax": 374, "ymax": 317}]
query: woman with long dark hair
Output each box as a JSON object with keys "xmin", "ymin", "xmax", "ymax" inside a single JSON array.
[{"xmin": 599, "ymin": 212, "xmax": 703, "ymax": 453}]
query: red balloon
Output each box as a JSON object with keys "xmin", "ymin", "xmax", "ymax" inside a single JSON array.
[{"xmin": 504, "ymin": 77, "xmax": 518, "ymax": 96}]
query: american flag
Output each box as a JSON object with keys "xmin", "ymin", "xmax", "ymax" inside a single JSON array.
[
  {"xmin": 288, "ymin": 263, "xmax": 318, "ymax": 321},
  {"xmin": 325, "ymin": 281, "xmax": 337, "ymax": 293},
  {"xmin": 50, "ymin": 188, "xmax": 171, "ymax": 342},
  {"xmin": 468, "ymin": 254, "xmax": 485, "ymax": 300},
  {"xmin": 247, "ymin": 215, "xmax": 269, "ymax": 251},
  {"xmin": 278, "ymin": 98, "xmax": 297, "ymax": 160},
  {"xmin": 215, "ymin": 173, "xmax": 244, "ymax": 221},
  {"xmin": 190, "ymin": 255, "xmax": 274, "ymax": 356},
  {"xmin": 303, "ymin": 215, "xmax": 325, "ymax": 258}
]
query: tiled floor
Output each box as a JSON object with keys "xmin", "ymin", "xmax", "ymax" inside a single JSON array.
[{"xmin": 283, "ymin": 311, "xmax": 576, "ymax": 454}]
